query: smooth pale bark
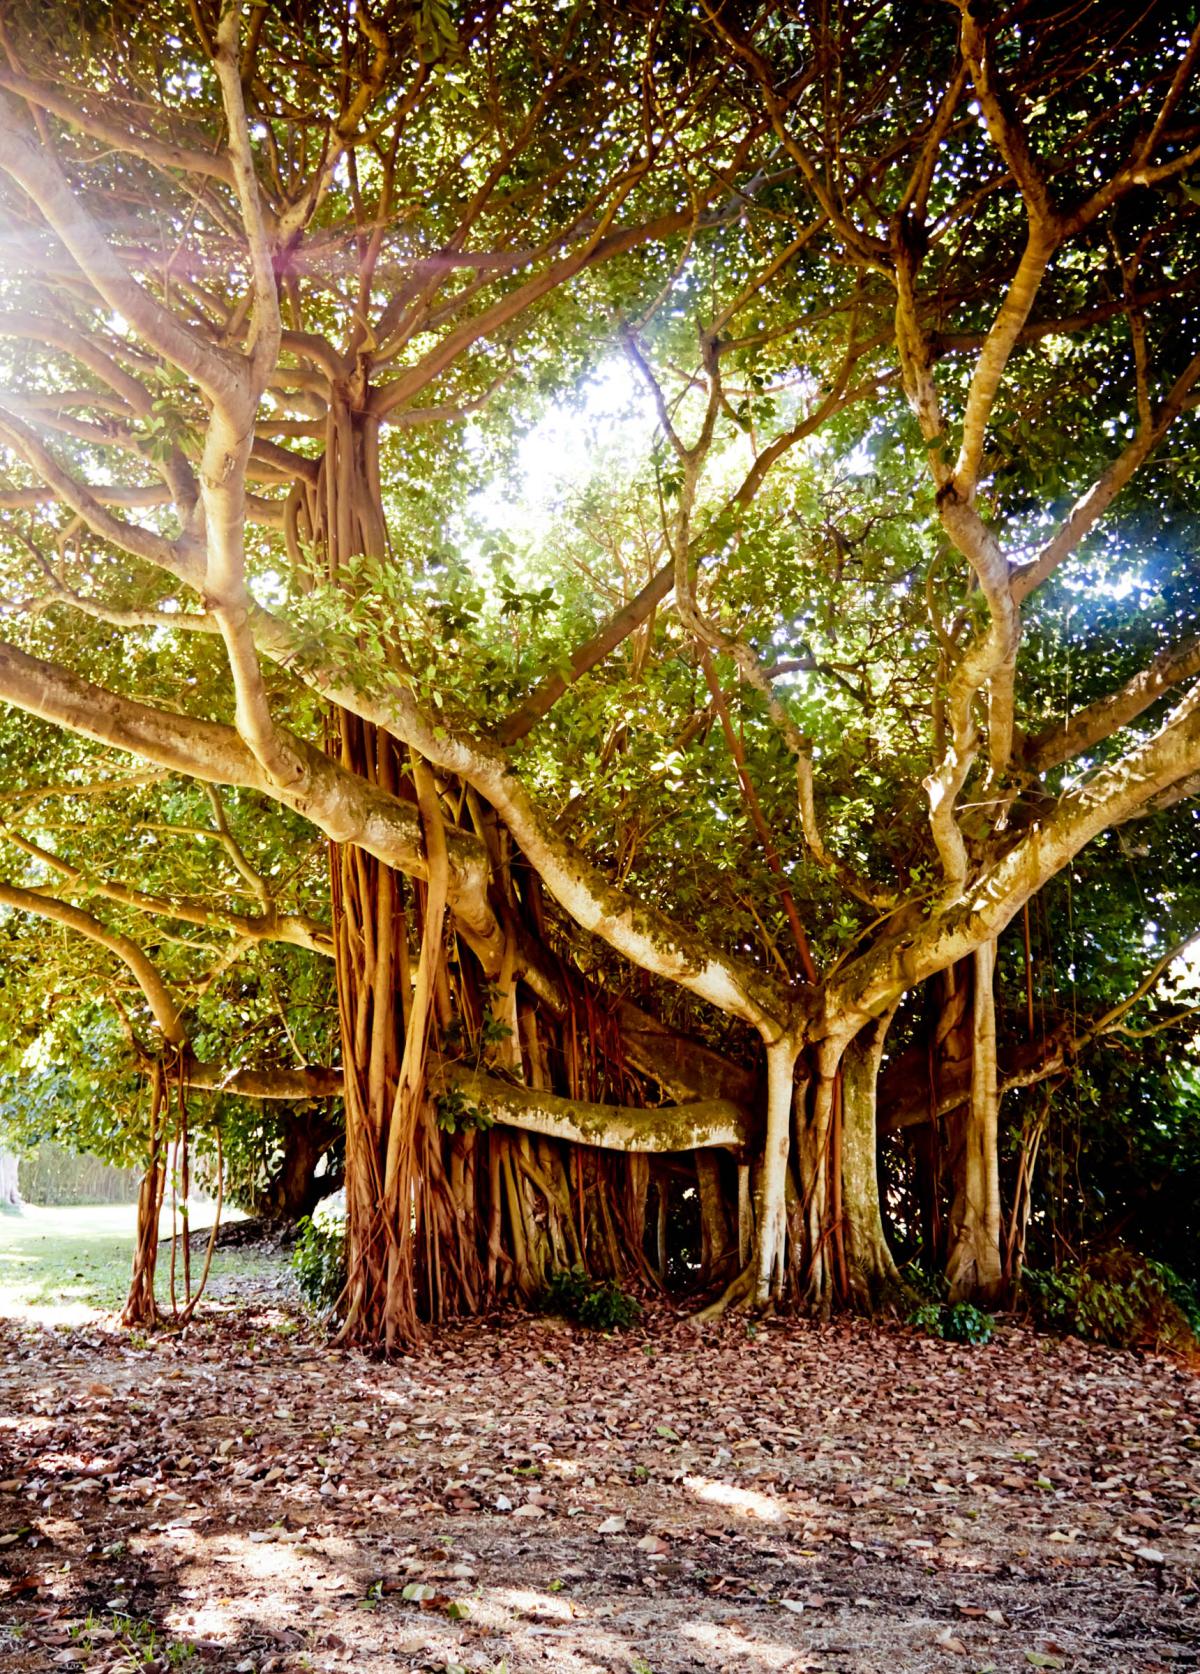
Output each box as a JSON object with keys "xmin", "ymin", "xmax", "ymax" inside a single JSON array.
[
  {"xmin": 183, "ymin": 1061, "xmax": 343, "ymax": 1100},
  {"xmin": 840, "ymin": 1009, "xmax": 903, "ymax": 1305},
  {"xmin": 0, "ymin": 1151, "xmax": 19, "ymax": 1207},
  {"xmin": 434, "ymin": 1064, "xmax": 750, "ymax": 1154},
  {"xmin": 754, "ymin": 1034, "xmax": 801, "ymax": 1303},
  {"xmin": 945, "ymin": 939, "xmax": 1004, "ymax": 1303}
]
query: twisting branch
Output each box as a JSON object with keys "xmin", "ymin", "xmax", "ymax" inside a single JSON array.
[
  {"xmin": 1025, "ymin": 634, "xmax": 1200, "ymax": 775},
  {"xmin": 0, "ymin": 823, "xmax": 331, "ymax": 956},
  {"xmin": 204, "ymin": 785, "xmax": 271, "ymax": 911},
  {"xmin": 0, "ymin": 878, "xmax": 186, "ymax": 1044},
  {"xmin": 0, "ymin": 403, "xmax": 203, "ymax": 588},
  {"xmin": 628, "ymin": 323, "xmax": 894, "ymax": 914},
  {"xmin": 0, "ymin": 95, "xmax": 242, "ymax": 403},
  {"xmin": 197, "ymin": 3, "xmax": 298, "ymax": 791}
]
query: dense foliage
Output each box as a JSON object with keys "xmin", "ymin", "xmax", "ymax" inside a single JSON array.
[{"xmin": 0, "ymin": 0, "xmax": 1197, "ymax": 1337}]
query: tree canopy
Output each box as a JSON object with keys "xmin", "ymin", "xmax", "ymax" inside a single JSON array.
[{"xmin": 0, "ymin": 0, "xmax": 1198, "ymax": 1342}]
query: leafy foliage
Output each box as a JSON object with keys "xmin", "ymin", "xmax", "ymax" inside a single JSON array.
[
  {"xmin": 908, "ymin": 1300, "xmax": 995, "ymax": 1346},
  {"xmin": 541, "ymin": 1266, "xmax": 641, "ymax": 1332},
  {"xmin": 292, "ymin": 1200, "xmax": 346, "ymax": 1313},
  {"xmin": 1022, "ymin": 1251, "xmax": 1199, "ymax": 1353}
]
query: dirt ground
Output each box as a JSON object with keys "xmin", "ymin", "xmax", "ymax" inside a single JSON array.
[{"xmin": 0, "ymin": 1256, "xmax": 1197, "ymax": 1674}]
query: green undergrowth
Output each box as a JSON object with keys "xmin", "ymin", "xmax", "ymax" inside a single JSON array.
[
  {"xmin": 292, "ymin": 1201, "xmax": 347, "ymax": 1312},
  {"xmin": 540, "ymin": 1265, "xmax": 641, "ymax": 1331},
  {"xmin": 908, "ymin": 1298, "xmax": 996, "ymax": 1345},
  {"xmin": 1022, "ymin": 1249, "xmax": 1200, "ymax": 1353}
]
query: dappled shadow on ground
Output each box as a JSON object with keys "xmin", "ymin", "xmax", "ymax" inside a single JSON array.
[{"xmin": 0, "ymin": 1299, "xmax": 1197, "ymax": 1673}]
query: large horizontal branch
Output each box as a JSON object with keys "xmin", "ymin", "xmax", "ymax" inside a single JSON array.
[
  {"xmin": 0, "ymin": 640, "xmax": 503, "ymax": 969},
  {"xmin": 1025, "ymin": 634, "xmax": 1200, "ymax": 775},
  {"xmin": 183, "ymin": 1060, "xmax": 343, "ymax": 1100},
  {"xmin": 182, "ymin": 1053, "xmax": 756, "ymax": 1154},
  {"xmin": 830, "ymin": 680, "xmax": 1200, "ymax": 1033},
  {"xmin": 432, "ymin": 1062, "xmax": 752, "ymax": 1153}
]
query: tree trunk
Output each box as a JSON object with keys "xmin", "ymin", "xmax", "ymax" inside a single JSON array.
[
  {"xmin": 793, "ymin": 1040, "xmax": 841, "ymax": 1312},
  {"xmin": 123, "ymin": 1062, "xmax": 166, "ymax": 1328},
  {"xmin": 840, "ymin": 1009, "xmax": 904, "ymax": 1306},
  {"xmin": 0, "ymin": 1150, "xmax": 19, "ymax": 1208},
  {"xmin": 258, "ymin": 1109, "xmax": 339, "ymax": 1220},
  {"xmin": 945, "ymin": 938, "xmax": 1004, "ymax": 1303},
  {"xmin": 753, "ymin": 1034, "xmax": 801, "ymax": 1303}
]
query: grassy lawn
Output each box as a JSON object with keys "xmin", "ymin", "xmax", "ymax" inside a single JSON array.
[{"xmin": 0, "ymin": 1201, "xmax": 271, "ymax": 1325}]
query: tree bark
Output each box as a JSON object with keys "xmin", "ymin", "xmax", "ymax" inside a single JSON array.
[
  {"xmin": 945, "ymin": 938, "xmax": 1004, "ymax": 1303},
  {"xmin": 840, "ymin": 1009, "xmax": 904, "ymax": 1306},
  {"xmin": 0, "ymin": 1151, "xmax": 19, "ymax": 1208},
  {"xmin": 257, "ymin": 1109, "xmax": 339, "ymax": 1220},
  {"xmin": 754, "ymin": 1033, "xmax": 801, "ymax": 1303}
]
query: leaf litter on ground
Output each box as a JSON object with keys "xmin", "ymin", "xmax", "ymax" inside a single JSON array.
[{"xmin": 0, "ymin": 1258, "xmax": 1197, "ymax": 1673}]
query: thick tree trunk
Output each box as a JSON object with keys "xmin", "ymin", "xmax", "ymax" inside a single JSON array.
[
  {"xmin": 305, "ymin": 399, "xmax": 766, "ymax": 1342},
  {"xmin": 753, "ymin": 1034, "xmax": 801, "ymax": 1303},
  {"xmin": 257, "ymin": 1110, "xmax": 339, "ymax": 1220},
  {"xmin": 945, "ymin": 938, "xmax": 1004, "ymax": 1303},
  {"xmin": 840, "ymin": 1010, "xmax": 903, "ymax": 1306},
  {"xmin": 793, "ymin": 1039, "xmax": 842, "ymax": 1312},
  {"xmin": 0, "ymin": 1150, "xmax": 19, "ymax": 1208},
  {"xmin": 123, "ymin": 1062, "xmax": 167, "ymax": 1328}
]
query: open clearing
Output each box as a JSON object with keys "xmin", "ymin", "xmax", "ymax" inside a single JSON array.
[
  {"xmin": 0, "ymin": 1221, "xmax": 1197, "ymax": 1674},
  {"xmin": 0, "ymin": 1203, "xmax": 275, "ymax": 1325}
]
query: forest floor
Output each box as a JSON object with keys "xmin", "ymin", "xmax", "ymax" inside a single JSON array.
[{"xmin": 0, "ymin": 1225, "xmax": 1197, "ymax": 1674}]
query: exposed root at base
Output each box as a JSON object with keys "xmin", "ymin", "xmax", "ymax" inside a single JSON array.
[{"xmin": 690, "ymin": 1262, "xmax": 760, "ymax": 1324}]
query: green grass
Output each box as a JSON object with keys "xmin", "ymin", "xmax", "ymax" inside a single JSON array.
[{"xmin": 0, "ymin": 1201, "xmax": 269, "ymax": 1324}]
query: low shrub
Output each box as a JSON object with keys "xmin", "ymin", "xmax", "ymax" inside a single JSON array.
[
  {"xmin": 541, "ymin": 1265, "xmax": 641, "ymax": 1331},
  {"xmin": 909, "ymin": 1299, "xmax": 995, "ymax": 1345},
  {"xmin": 1022, "ymin": 1248, "xmax": 1198, "ymax": 1352},
  {"xmin": 293, "ymin": 1192, "xmax": 346, "ymax": 1313}
]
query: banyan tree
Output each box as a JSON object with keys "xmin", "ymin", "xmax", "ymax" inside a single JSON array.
[{"xmin": 0, "ymin": 0, "xmax": 1199, "ymax": 1341}]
